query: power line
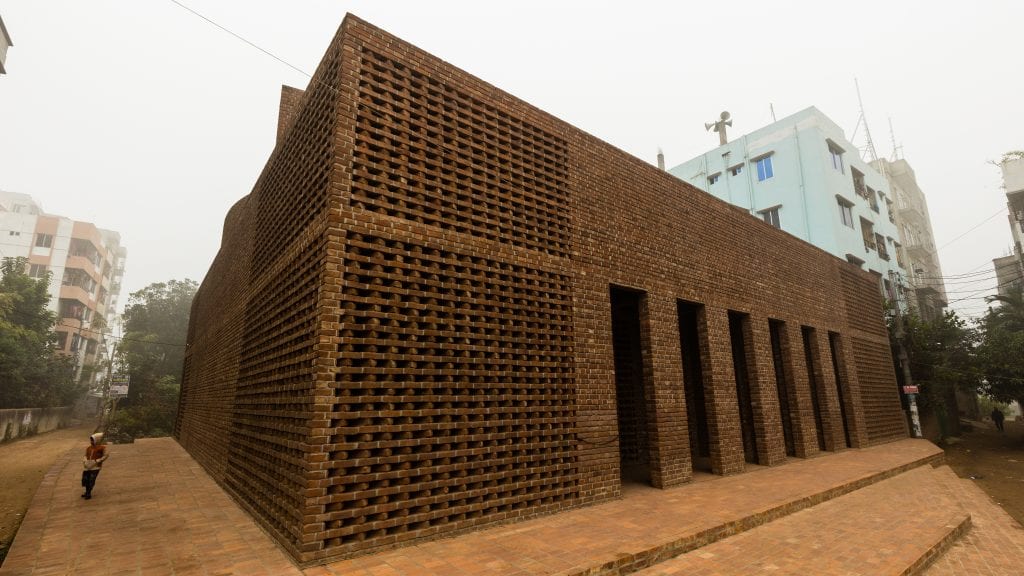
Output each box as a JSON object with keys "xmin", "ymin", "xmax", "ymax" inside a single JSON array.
[
  {"xmin": 937, "ymin": 207, "xmax": 1007, "ymax": 251},
  {"xmin": 167, "ymin": 0, "xmax": 312, "ymax": 79},
  {"xmin": 165, "ymin": 0, "xmax": 346, "ymax": 100},
  {"xmin": 946, "ymin": 275, "xmax": 1022, "ymax": 306},
  {"xmin": 915, "ymin": 267, "xmax": 995, "ymax": 280},
  {"xmin": 930, "ymin": 275, "xmax": 998, "ymax": 286}
]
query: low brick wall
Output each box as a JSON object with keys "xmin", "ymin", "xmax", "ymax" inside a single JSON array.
[{"xmin": 0, "ymin": 407, "xmax": 73, "ymax": 443}]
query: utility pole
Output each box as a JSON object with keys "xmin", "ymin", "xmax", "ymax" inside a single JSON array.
[
  {"xmin": 890, "ymin": 271, "xmax": 922, "ymax": 438},
  {"xmin": 94, "ymin": 320, "xmax": 124, "ymax": 433}
]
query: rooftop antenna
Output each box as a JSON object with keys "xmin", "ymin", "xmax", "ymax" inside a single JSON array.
[
  {"xmin": 853, "ymin": 78, "xmax": 878, "ymax": 162},
  {"xmin": 888, "ymin": 117, "xmax": 903, "ymax": 161},
  {"xmin": 770, "ymin": 103, "xmax": 777, "ymax": 122},
  {"xmin": 705, "ymin": 111, "xmax": 732, "ymax": 145}
]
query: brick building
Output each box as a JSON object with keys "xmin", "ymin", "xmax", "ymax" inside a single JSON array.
[{"xmin": 176, "ymin": 15, "xmax": 908, "ymax": 566}]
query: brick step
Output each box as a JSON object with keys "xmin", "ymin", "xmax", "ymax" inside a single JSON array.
[
  {"xmin": 317, "ymin": 439, "xmax": 943, "ymax": 575},
  {"xmin": 923, "ymin": 465, "xmax": 1024, "ymax": 575},
  {"xmin": 633, "ymin": 465, "xmax": 970, "ymax": 576}
]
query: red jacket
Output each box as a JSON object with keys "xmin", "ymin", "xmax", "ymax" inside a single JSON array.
[{"xmin": 85, "ymin": 444, "xmax": 107, "ymax": 467}]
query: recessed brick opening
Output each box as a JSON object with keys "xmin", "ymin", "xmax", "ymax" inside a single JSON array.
[
  {"xmin": 678, "ymin": 301, "xmax": 711, "ymax": 472},
  {"xmin": 728, "ymin": 311, "xmax": 759, "ymax": 465},
  {"xmin": 610, "ymin": 286, "xmax": 652, "ymax": 485},
  {"xmin": 828, "ymin": 332, "xmax": 853, "ymax": 448},
  {"xmin": 769, "ymin": 319, "xmax": 797, "ymax": 457},
  {"xmin": 802, "ymin": 326, "xmax": 828, "ymax": 452}
]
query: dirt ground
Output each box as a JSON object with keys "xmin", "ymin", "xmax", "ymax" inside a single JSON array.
[
  {"xmin": 0, "ymin": 423, "xmax": 94, "ymax": 564},
  {"xmin": 942, "ymin": 418, "xmax": 1024, "ymax": 526}
]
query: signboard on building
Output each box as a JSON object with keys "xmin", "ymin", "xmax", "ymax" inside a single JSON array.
[
  {"xmin": 110, "ymin": 376, "xmax": 130, "ymax": 398},
  {"xmin": 902, "ymin": 385, "xmax": 919, "ymax": 394}
]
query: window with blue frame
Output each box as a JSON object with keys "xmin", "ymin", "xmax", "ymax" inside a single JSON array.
[
  {"xmin": 755, "ymin": 156, "xmax": 774, "ymax": 181},
  {"xmin": 708, "ymin": 172, "xmax": 721, "ymax": 185}
]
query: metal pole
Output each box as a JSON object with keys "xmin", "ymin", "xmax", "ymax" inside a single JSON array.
[{"xmin": 890, "ymin": 271, "xmax": 922, "ymax": 438}]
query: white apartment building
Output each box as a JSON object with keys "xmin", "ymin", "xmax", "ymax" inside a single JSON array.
[
  {"xmin": 993, "ymin": 153, "xmax": 1024, "ymax": 296},
  {"xmin": 871, "ymin": 158, "xmax": 948, "ymax": 321}
]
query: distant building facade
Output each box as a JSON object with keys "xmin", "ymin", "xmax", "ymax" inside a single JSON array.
[
  {"xmin": 178, "ymin": 16, "xmax": 909, "ymax": 565},
  {"xmin": 993, "ymin": 154, "xmax": 1024, "ymax": 296},
  {"xmin": 669, "ymin": 107, "xmax": 910, "ymax": 308},
  {"xmin": 994, "ymin": 254, "xmax": 1023, "ymax": 296},
  {"xmin": 871, "ymin": 158, "xmax": 948, "ymax": 320},
  {"xmin": 0, "ymin": 14, "xmax": 11, "ymax": 74},
  {"xmin": 0, "ymin": 191, "xmax": 127, "ymax": 383}
]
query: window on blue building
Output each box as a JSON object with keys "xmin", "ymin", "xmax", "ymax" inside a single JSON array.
[
  {"xmin": 708, "ymin": 173, "xmax": 721, "ymax": 185},
  {"xmin": 828, "ymin": 141, "xmax": 845, "ymax": 173},
  {"xmin": 759, "ymin": 206, "xmax": 781, "ymax": 228},
  {"xmin": 730, "ymin": 164, "xmax": 743, "ymax": 176},
  {"xmin": 755, "ymin": 156, "xmax": 774, "ymax": 181},
  {"xmin": 837, "ymin": 197, "xmax": 855, "ymax": 228}
]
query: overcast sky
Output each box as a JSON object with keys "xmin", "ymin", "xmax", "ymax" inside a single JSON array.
[{"xmin": 1, "ymin": 1, "xmax": 1021, "ymax": 320}]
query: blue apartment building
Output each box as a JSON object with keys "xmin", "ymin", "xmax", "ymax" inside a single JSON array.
[{"xmin": 669, "ymin": 107, "xmax": 909, "ymax": 305}]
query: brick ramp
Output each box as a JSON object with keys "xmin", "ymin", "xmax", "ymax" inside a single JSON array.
[
  {"xmin": 314, "ymin": 440, "xmax": 942, "ymax": 575},
  {"xmin": 633, "ymin": 465, "xmax": 970, "ymax": 576},
  {"xmin": 922, "ymin": 466, "xmax": 1024, "ymax": 575}
]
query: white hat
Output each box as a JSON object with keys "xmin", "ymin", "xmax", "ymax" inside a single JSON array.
[{"xmin": 90, "ymin": 433, "xmax": 104, "ymax": 443}]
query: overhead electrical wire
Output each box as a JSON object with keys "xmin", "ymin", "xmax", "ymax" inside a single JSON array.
[{"xmin": 936, "ymin": 207, "xmax": 1007, "ymax": 251}]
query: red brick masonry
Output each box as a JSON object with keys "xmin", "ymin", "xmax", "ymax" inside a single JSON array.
[{"xmin": 175, "ymin": 14, "xmax": 908, "ymax": 565}]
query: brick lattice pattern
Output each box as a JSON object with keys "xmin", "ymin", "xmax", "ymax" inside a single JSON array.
[{"xmin": 177, "ymin": 14, "xmax": 909, "ymax": 565}]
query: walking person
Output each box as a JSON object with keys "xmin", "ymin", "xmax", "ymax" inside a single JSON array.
[
  {"xmin": 991, "ymin": 408, "xmax": 1006, "ymax": 433},
  {"xmin": 81, "ymin": 432, "xmax": 109, "ymax": 499}
]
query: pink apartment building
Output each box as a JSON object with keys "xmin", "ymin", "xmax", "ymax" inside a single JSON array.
[{"xmin": 0, "ymin": 191, "xmax": 126, "ymax": 383}]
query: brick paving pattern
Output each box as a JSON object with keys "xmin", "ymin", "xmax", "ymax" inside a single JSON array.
[
  {"xmin": 316, "ymin": 439, "xmax": 941, "ymax": 576},
  {"xmin": 0, "ymin": 438, "xmax": 302, "ymax": 576},
  {"xmin": 634, "ymin": 466, "xmax": 969, "ymax": 576},
  {"xmin": 4, "ymin": 437, "xmax": 1023, "ymax": 575},
  {"xmin": 922, "ymin": 466, "xmax": 1024, "ymax": 576}
]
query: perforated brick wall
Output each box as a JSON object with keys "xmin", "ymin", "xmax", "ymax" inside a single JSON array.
[{"xmin": 177, "ymin": 14, "xmax": 909, "ymax": 566}]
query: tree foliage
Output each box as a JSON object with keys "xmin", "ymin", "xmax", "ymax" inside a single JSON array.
[
  {"xmin": 0, "ymin": 257, "xmax": 79, "ymax": 408},
  {"xmin": 108, "ymin": 279, "xmax": 196, "ymax": 439},
  {"xmin": 977, "ymin": 286, "xmax": 1024, "ymax": 406},
  {"xmin": 896, "ymin": 310, "xmax": 979, "ymax": 424}
]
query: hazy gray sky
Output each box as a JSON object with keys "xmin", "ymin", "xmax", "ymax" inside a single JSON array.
[{"xmin": 1, "ymin": 1, "xmax": 1020, "ymax": 319}]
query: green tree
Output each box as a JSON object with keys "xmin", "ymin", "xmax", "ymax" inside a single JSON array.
[
  {"xmin": 893, "ymin": 310, "xmax": 980, "ymax": 437},
  {"xmin": 108, "ymin": 279, "xmax": 196, "ymax": 439},
  {"xmin": 976, "ymin": 287, "xmax": 1024, "ymax": 409},
  {"xmin": 984, "ymin": 285, "xmax": 1024, "ymax": 333},
  {"xmin": 0, "ymin": 257, "xmax": 78, "ymax": 408}
]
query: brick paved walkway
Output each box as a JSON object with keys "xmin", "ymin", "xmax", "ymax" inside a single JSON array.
[
  {"xmin": 922, "ymin": 466, "xmax": 1024, "ymax": 576},
  {"xmin": 5, "ymin": 437, "xmax": 1017, "ymax": 576},
  {"xmin": 633, "ymin": 465, "xmax": 970, "ymax": 575},
  {"xmin": 0, "ymin": 438, "xmax": 301, "ymax": 576},
  {"xmin": 316, "ymin": 440, "xmax": 942, "ymax": 576}
]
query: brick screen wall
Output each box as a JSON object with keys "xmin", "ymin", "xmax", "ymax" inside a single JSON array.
[{"xmin": 177, "ymin": 14, "xmax": 909, "ymax": 565}]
